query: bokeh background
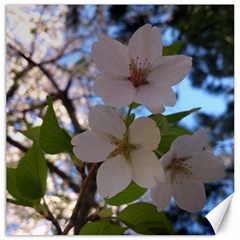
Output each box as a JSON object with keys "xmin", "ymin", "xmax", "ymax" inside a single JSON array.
[{"xmin": 6, "ymin": 5, "xmax": 234, "ymax": 235}]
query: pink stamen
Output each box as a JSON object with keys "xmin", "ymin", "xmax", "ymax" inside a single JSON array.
[{"xmin": 128, "ymin": 57, "xmax": 150, "ymax": 88}]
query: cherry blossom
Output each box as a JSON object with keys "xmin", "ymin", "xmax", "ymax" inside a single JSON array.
[
  {"xmin": 151, "ymin": 129, "xmax": 225, "ymax": 213},
  {"xmin": 92, "ymin": 24, "xmax": 192, "ymax": 113},
  {"xmin": 71, "ymin": 105, "xmax": 164, "ymax": 198}
]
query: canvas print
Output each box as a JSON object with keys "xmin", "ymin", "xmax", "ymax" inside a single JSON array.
[{"xmin": 6, "ymin": 5, "xmax": 234, "ymax": 235}]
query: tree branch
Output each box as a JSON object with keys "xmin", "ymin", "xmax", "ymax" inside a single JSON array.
[
  {"xmin": 8, "ymin": 43, "xmax": 61, "ymax": 92},
  {"xmin": 62, "ymin": 164, "xmax": 97, "ymax": 235},
  {"xmin": 8, "ymin": 43, "xmax": 85, "ymax": 134}
]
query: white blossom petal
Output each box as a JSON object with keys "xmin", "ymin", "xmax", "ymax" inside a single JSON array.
[
  {"xmin": 160, "ymin": 150, "xmax": 175, "ymax": 168},
  {"xmin": 134, "ymin": 83, "xmax": 176, "ymax": 113},
  {"xmin": 148, "ymin": 55, "xmax": 192, "ymax": 86},
  {"xmin": 71, "ymin": 130, "xmax": 114, "ymax": 163},
  {"xmin": 96, "ymin": 156, "xmax": 132, "ymax": 198},
  {"xmin": 89, "ymin": 105, "xmax": 126, "ymax": 139},
  {"xmin": 151, "ymin": 171, "xmax": 172, "ymax": 212},
  {"xmin": 171, "ymin": 128, "xmax": 208, "ymax": 159},
  {"xmin": 187, "ymin": 151, "xmax": 225, "ymax": 182},
  {"xmin": 93, "ymin": 73, "xmax": 136, "ymax": 107},
  {"xmin": 145, "ymin": 102, "xmax": 165, "ymax": 114},
  {"xmin": 131, "ymin": 150, "xmax": 164, "ymax": 188},
  {"xmin": 172, "ymin": 178, "xmax": 206, "ymax": 212},
  {"xmin": 128, "ymin": 24, "xmax": 163, "ymax": 65},
  {"xmin": 92, "ymin": 34, "xmax": 129, "ymax": 75},
  {"xmin": 129, "ymin": 117, "xmax": 160, "ymax": 151}
]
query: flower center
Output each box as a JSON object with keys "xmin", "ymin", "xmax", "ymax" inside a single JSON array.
[
  {"xmin": 128, "ymin": 57, "xmax": 150, "ymax": 88},
  {"xmin": 167, "ymin": 157, "xmax": 192, "ymax": 184},
  {"xmin": 107, "ymin": 135, "xmax": 136, "ymax": 160}
]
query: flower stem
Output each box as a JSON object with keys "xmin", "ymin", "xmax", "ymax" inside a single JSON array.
[
  {"xmin": 125, "ymin": 102, "xmax": 134, "ymax": 130},
  {"xmin": 124, "ymin": 103, "xmax": 134, "ymax": 141}
]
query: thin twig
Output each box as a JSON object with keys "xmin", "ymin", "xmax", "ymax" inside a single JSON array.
[
  {"xmin": 46, "ymin": 209, "xmax": 62, "ymax": 235},
  {"xmin": 62, "ymin": 164, "xmax": 97, "ymax": 235},
  {"xmin": 43, "ymin": 197, "xmax": 62, "ymax": 235}
]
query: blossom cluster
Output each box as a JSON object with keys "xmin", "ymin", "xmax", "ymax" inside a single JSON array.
[{"xmin": 71, "ymin": 24, "xmax": 225, "ymax": 213}]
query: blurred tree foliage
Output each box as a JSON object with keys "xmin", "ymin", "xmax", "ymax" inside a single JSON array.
[{"xmin": 6, "ymin": 5, "xmax": 233, "ymax": 235}]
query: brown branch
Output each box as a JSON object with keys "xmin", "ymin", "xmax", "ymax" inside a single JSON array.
[
  {"xmin": 7, "ymin": 65, "xmax": 34, "ymax": 101},
  {"xmin": 42, "ymin": 202, "xmax": 63, "ymax": 235},
  {"xmin": 47, "ymin": 210, "xmax": 63, "ymax": 234},
  {"xmin": 41, "ymin": 35, "xmax": 84, "ymax": 64},
  {"xmin": 73, "ymin": 162, "xmax": 97, "ymax": 234},
  {"xmin": 7, "ymin": 136, "xmax": 28, "ymax": 152},
  {"xmin": 22, "ymin": 94, "xmax": 59, "ymax": 114},
  {"xmin": 58, "ymin": 91, "xmax": 85, "ymax": 133},
  {"xmin": 8, "ymin": 43, "xmax": 85, "ymax": 134},
  {"xmin": 8, "ymin": 43, "xmax": 61, "ymax": 92},
  {"xmin": 62, "ymin": 164, "xmax": 97, "ymax": 235}
]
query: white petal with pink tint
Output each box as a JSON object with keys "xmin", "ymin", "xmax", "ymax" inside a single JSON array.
[
  {"xmin": 89, "ymin": 105, "xmax": 126, "ymax": 139},
  {"xmin": 71, "ymin": 130, "xmax": 114, "ymax": 163},
  {"xmin": 92, "ymin": 34, "xmax": 129, "ymax": 75},
  {"xmin": 151, "ymin": 171, "xmax": 172, "ymax": 212},
  {"xmin": 131, "ymin": 150, "xmax": 164, "ymax": 188},
  {"xmin": 97, "ymin": 155, "xmax": 132, "ymax": 198},
  {"xmin": 93, "ymin": 73, "xmax": 136, "ymax": 107},
  {"xmin": 128, "ymin": 24, "xmax": 163, "ymax": 64},
  {"xmin": 172, "ymin": 178, "xmax": 206, "ymax": 213},
  {"xmin": 171, "ymin": 128, "xmax": 207, "ymax": 159},
  {"xmin": 134, "ymin": 84, "xmax": 176, "ymax": 113},
  {"xmin": 187, "ymin": 151, "xmax": 225, "ymax": 182},
  {"xmin": 149, "ymin": 55, "xmax": 192, "ymax": 86},
  {"xmin": 129, "ymin": 117, "xmax": 160, "ymax": 151}
]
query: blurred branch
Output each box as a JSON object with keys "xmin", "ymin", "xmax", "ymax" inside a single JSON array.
[
  {"xmin": 8, "ymin": 43, "xmax": 61, "ymax": 92},
  {"xmin": 42, "ymin": 33, "xmax": 84, "ymax": 64},
  {"xmin": 45, "ymin": 209, "xmax": 62, "ymax": 235},
  {"xmin": 42, "ymin": 197, "xmax": 62, "ymax": 235},
  {"xmin": 6, "ymin": 135, "xmax": 79, "ymax": 193},
  {"xmin": 22, "ymin": 94, "xmax": 59, "ymax": 114},
  {"xmin": 7, "ymin": 65, "xmax": 33, "ymax": 101},
  {"xmin": 62, "ymin": 163, "xmax": 97, "ymax": 235},
  {"xmin": 57, "ymin": 90, "xmax": 85, "ymax": 133},
  {"xmin": 8, "ymin": 43, "xmax": 85, "ymax": 134}
]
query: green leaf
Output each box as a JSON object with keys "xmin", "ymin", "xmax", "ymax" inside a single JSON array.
[
  {"xmin": 159, "ymin": 126, "xmax": 191, "ymax": 154},
  {"xmin": 165, "ymin": 107, "xmax": 201, "ymax": 124},
  {"xmin": 163, "ymin": 40, "xmax": 183, "ymax": 56},
  {"xmin": 131, "ymin": 102, "xmax": 141, "ymax": 109},
  {"xmin": 105, "ymin": 181, "xmax": 147, "ymax": 206},
  {"xmin": 150, "ymin": 114, "xmax": 192, "ymax": 155},
  {"xmin": 118, "ymin": 202, "xmax": 174, "ymax": 235},
  {"xmin": 20, "ymin": 126, "xmax": 41, "ymax": 141},
  {"xmin": 7, "ymin": 168, "xmax": 34, "ymax": 207},
  {"xmin": 39, "ymin": 96, "xmax": 72, "ymax": 154},
  {"xmin": 150, "ymin": 114, "xmax": 168, "ymax": 129},
  {"xmin": 99, "ymin": 208, "xmax": 113, "ymax": 218},
  {"xmin": 16, "ymin": 142, "xmax": 47, "ymax": 200},
  {"xmin": 80, "ymin": 221, "xmax": 126, "ymax": 235}
]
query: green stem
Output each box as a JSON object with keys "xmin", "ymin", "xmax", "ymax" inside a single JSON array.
[
  {"xmin": 125, "ymin": 102, "xmax": 134, "ymax": 130},
  {"xmin": 124, "ymin": 103, "xmax": 134, "ymax": 140}
]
